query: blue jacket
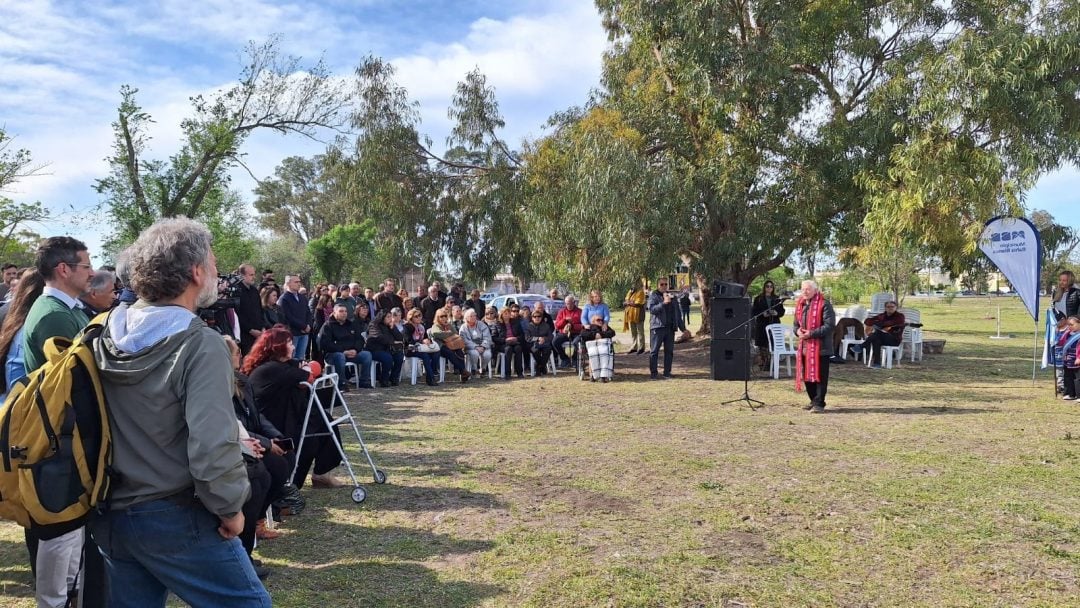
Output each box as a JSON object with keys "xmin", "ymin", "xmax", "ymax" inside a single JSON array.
[
  {"xmin": 581, "ymin": 303, "xmax": 611, "ymax": 325},
  {"xmin": 648, "ymin": 291, "xmax": 686, "ymax": 332},
  {"xmin": 277, "ymin": 290, "xmax": 312, "ymax": 335}
]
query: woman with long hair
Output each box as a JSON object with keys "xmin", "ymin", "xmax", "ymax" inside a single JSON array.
[
  {"xmin": 0, "ymin": 269, "xmax": 45, "ymax": 398},
  {"xmin": 491, "ymin": 306, "xmax": 526, "ymax": 379},
  {"xmin": 429, "ymin": 309, "xmax": 470, "ymax": 382},
  {"xmin": 243, "ymin": 326, "xmax": 342, "ymax": 489},
  {"xmin": 366, "ymin": 310, "xmax": 405, "ymax": 387},
  {"xmin": 752, "ymin": 280, "xmax": 785, "ymax": 371},
  {"xmin": 404, "ymin": 308, "xmax": 441, "ymax": 386},
  {"xmin": 261, "ymin": 286, "xmax": 284, "ymax": 328}
]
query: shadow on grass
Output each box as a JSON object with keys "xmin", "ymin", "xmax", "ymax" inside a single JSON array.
[
  {"xmin": 261, "ymin": 518, "xmax": 503, "ymax": 607},
  {"xmin": 824, "ymin": 405, "xmax": 999, "ymax": 415},
  {"xmin": 267, "ymin": 560, "xmax": 503, "ymax": 608}
]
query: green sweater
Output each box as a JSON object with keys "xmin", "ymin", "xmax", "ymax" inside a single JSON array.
[{"xmin": 22, "ymin": 294, "xmax": 90, "ymax": 372}]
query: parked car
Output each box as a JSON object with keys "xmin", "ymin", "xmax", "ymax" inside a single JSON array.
[
  {"xmin": 480, "ymin": 292, "xmax": 498, "ymax": 303},
  {"xmin": 488, "ymin": 293, "xmax": 566, "ymax": 316}
]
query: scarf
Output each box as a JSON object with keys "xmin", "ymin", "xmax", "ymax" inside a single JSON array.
[{"xmin": 795, "ymin": 292, "xmax": 825, "ymax": 391}]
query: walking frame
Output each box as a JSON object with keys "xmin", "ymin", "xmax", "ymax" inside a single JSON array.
[{"xmin": 291, "ymin": 373, "xmax": 387, "ymax": 503}]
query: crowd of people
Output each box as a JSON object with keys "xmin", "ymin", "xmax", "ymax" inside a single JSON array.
[{"xmin": 0, "ymin": 220, "xmax": 700, "ymax": 607}]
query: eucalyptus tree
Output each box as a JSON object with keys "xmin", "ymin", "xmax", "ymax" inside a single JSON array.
[
  {"xmin": 525, "ymin": 0, "xmax": 1079, "ymax": 324},
  {"xmin": 333, "ymin": 58, "xmax": 530, "ymax": 284},
  {"xmin": 95, "ymin": 37, "xmax": 351, "ymax": 252}
]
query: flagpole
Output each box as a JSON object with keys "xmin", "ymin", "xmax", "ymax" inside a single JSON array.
[{"xmin": 1033, "ymin": 319, "xmax": 1039, "ymax": 384}]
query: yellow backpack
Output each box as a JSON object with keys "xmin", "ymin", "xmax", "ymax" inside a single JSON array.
[{"xmin": 0, "ymin": 314, "xmax": 113, "ymax": 530}]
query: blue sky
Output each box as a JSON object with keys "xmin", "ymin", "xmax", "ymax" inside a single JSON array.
[{"xmin": 0, "ymin": 0, "xmax": 1076, "ymax": 263}]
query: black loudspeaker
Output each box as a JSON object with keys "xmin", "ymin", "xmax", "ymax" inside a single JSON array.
[
  {"xmin": 710, "ymin": 297, "xmax": 751, "ymax": 336},
  {"xmin": 711, "ymin": 280, "xmax": 746, "ymax": 297},
  {"xmin": 710, "ymin": 338, "xmax": 749, "ymax": 380}
]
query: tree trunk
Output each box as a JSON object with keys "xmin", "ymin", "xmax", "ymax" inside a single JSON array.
[{"xmin": 696, "ymin": 273, "xmax": 711, "ymax": 336}]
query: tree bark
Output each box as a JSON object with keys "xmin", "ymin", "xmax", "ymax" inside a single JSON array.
[{"xmin": 696, "ymin": 273, "xmax": 712, "ymax": 336}]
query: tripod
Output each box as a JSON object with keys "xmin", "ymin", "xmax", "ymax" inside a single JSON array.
[{"xmin": 719, "ymin": 298, "xmax": 787, "ymax": 410}]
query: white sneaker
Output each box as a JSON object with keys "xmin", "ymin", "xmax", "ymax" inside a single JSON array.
[{"xmin": 1063, "ymin": 395, "xmax": 1076, "ymax": 401}]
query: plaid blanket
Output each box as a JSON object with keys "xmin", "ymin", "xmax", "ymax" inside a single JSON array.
[{"xmin": 586, "ymin": 338, "xmax": 614, "ymax": 380}]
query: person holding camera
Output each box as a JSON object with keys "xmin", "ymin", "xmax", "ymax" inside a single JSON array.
[
  {"xmin": 648, "ymin": 280, "xmax": 687, "ymax": 379},
  {"xmin": 850, "ymin": 301, "xmax": 905, "ymax": 367},
  {"xmin": 236, "ymin": 265, "xmax": 266, "ymax": 355}
]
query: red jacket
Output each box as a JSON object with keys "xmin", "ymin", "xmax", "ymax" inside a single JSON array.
[{"xmin": 555, "ymin": 307, "xmax": 583, "ymax": 335}]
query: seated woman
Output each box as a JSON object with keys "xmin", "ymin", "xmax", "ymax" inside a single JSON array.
[
  {"xmin": 404, "ymin": 308, "xmax": 441, "ymax": 386},
  {"xmin": 459, "ymin": 309, "xmax": 493, "ymax": 374},
  {"xmin": 429, "ymin": 310, "xmax": 471, "ymax": 382},
  {"xmin": 482, "ymin": 305, "xmax": 499, "ymax": 329},
  {"xmin": 243, "ymin": 326, "xmax": 343, "ymax": 490},
  {"xmin": 224, "ymin": 337, "xmax": 299, "ymax": 553},
  {"xmin": 851, "ymin": 301, "xmax": 905, "ymax": 366},
  {"xmin": 366, "ymin": 310, "xmax": 406, "ymax": 387},
  {"xmin": 581, "ymin": 314, "xmax": 617, "ymax": 382},
  {"xmin": 491, "ymin": 307, "xmax": 526, "ymax": 379},
  {"xmin": 525, "ymin": 308, "xmax": 555, "ymax": 376}
]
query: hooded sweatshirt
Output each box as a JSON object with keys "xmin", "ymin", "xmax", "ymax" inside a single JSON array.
[{"xmin": 93, "ymin": 301, "xmax": 250, "ymax": 516}]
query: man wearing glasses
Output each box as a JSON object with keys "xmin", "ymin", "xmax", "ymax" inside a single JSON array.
[
  {"xmin": 850, "ymin": 301, "xmax": 906, "ymax": 368},
  {"xmin": 647, "ymin": 279, "xmax": 686, "ymax": 379},
  {"xmin": 20, "ymin": 236, "xmax": 98, "ymax": 608}
]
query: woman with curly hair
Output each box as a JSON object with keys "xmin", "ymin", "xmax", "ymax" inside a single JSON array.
[
  {"xmin": 243, "ymin": 326, "xmax": 343, "ymax": 489},
  {"xmin": 0, "ymin": 269, "xmax": 45, "ymax": 400}
]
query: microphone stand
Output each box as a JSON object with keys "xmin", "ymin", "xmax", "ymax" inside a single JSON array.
[{"xmin": 720, "ymin": 298, "xmax": 787, "ymax": 410}]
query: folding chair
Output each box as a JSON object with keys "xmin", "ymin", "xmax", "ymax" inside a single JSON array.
[{"xmin": 292, "ymin": 373, "xmax": 387, "ymax": 503}]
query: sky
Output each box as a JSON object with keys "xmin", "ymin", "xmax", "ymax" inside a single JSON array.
[{"xmin": 0, "ymin": 0, "xmax": 1076, "ymax": 264}]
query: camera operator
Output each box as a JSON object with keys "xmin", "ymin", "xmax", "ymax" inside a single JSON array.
[{"xmin": 235, "ymin": 264, "xmax": 265, "ymax": 355}]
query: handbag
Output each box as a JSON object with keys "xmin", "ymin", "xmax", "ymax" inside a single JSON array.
[
  {"xmin": 415, "ymin": 342, "xmax": 440, "ymax": 353},
  {"xmin": 444, "ymin": 334, "xmax": 465, "ymax": 351}
]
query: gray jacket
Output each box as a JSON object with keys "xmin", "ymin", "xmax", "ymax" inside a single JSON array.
[
  {"xmin": 792, "ymin": 297, "xmax": 836, "ymax": 347},
  {"xmin": 93, "ymin": 302, "xmax": 249, "ymax": 516},
  {"xmin": 647, "ymin": 290, "xmax": 687, "ymax": 332},
  {"xmin": 458, "ymin": 321, "xmax": 493, "ymax": 351}
]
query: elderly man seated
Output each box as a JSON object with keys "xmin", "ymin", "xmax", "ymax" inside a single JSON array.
[
  {"xmin": 850, "ymin": 301, "xmax": 905, "ymax": 367},
  {"xmin": 553, "ymin": 295, "xmax": 584, "ymax": 368}
]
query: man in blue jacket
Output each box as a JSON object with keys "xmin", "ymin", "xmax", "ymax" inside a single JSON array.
[
  {"xmin": 277, "ymin": 275, "xmax": 312, "ymax": 359},
  {"xmin": 648, "ymin": 279, "xmax": 686, "ymax": 379}
]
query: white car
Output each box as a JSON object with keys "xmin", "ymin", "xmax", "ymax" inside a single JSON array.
[{"xmin": 488, "ymin": 294, "xmax": 566, "ymax": 315}]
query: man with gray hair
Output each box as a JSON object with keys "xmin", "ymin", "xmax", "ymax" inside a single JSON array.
[
  {"xmin": 90, "ymin": 217, "xmax": 269, "ymax": 606},
  {"xmin": 80, "ymin": 269, "xmax": 117, "ymax": 316},
  {"xmin": 793, "ymin": 280, "xmax": 836, "ymax": 413}
]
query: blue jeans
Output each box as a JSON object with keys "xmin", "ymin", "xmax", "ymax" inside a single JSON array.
[
  {"xmin": 324, "ymin": 350, "xmax": 373, "ymax": 388},
  {"xmin": 407, "ymin": 352, "xmax": 440, "ymax": 383},
  {"xmin": 292, "ymin": 334, "xmax": 309, "ymax": 360},
  {"xmin": 370, "ymin": 350, "xmax": 404, "ymax": 385},
  {"xmin": 89, "ymin": 500, "xmax": 270, "ymax": 608}
]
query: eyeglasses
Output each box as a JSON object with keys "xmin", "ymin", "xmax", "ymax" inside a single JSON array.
[{"xmin": 61, "ymin": 262, "xmax": 93, "ymax": 270}]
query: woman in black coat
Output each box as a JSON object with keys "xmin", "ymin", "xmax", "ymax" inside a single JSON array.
[
  {"xmin": 366, "ymin": 310, "xmax": 405, "ymax": 387},
  {"xmin": 751, "ymin": 280, "xmax": 785, "ymax": 370}
]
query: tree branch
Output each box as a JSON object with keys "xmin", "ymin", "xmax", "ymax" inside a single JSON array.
[{"xmin": 118, "ymin": 112, "xmax": 150, "ymax": 217}]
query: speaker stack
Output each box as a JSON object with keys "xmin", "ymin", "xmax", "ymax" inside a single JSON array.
[{"xmin": 710, "ymin": 291, "xmax": 750, "ymax": 381}]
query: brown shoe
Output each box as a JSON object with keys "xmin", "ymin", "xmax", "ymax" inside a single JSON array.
[
  {"xmin": 256, "ymin": 518, "xmax": 282, "ymax": 540},
  {"xmin": 310, "ymin": 473, "xmax": 346, "ymax": 488},
  {"xmin": 461, "ymin": 370, "xmax": 471, "ymax": 383}
]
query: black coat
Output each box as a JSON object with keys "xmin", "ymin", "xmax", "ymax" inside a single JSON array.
[
  {"xmin": 525, "ymin": 320, "xmax": 554, "ymax": 347},
  {"xmin": 233, "ymin": 371, "xmax": 285, "ymax": 449},
  {"xmin": 318, "ymin": 318, "xmax": 366, "ymax": 354},
  {"xmin": 752, "ymin": 294, "xmax": 786, "ymax": 348},
  {"xmin": 248, "ymin": 360, "xmax": 310, "ymax": 440},
  {"xmin": 366, "ymin": 322, "xmax": 404, "ymax": 353}
]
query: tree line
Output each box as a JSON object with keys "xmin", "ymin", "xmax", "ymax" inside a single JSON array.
[{"xmin": 1, "ymin": 2, "xmax": 1077, "ymax": 334}]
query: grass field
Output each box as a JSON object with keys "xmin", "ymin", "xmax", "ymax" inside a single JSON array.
[{"xmin": 3, "ymin": 296, "xmax": 1079, "ymax": 607}]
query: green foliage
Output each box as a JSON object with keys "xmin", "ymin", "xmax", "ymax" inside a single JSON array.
[
  {"xmin": 254, "ymin": 234, "xmax": 314, "ymax": 282},
  {"xmin": 1030, "ymin": 209, "xmax": 1078, "ymax": 289},
  {"xmin": 253, "ymin": 155, "xmax": 344, "ymax": 243},
  {"xmin": 306, "ymin": 222, "xmax": 377, "ymax": 284},
  {"xmin": 0, "ymin": 129, "xmax": 42, "ymax": 192},
  {"xmin": 819, "ymin": 269, "xmax": 874, "ymax": 306},
  {"xmin": 528, "ymin": 0, "xmax": 1079, "ymax": 290},
  {"xmin": 95, "ymin": 37, "xmax": 350, "ymax": 252}
]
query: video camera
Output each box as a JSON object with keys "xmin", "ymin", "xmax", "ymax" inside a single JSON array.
[{"xmin": 198, "ymin": 273, "xmax": 245, "ymax": 329}]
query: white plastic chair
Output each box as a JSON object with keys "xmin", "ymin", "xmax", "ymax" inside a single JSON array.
[
  {"xmin": 840, "ymin": 326, "xmax": 862, "ymax": 361},
  {"xmin": 766, "ymin": 323, "xmax": 797, "ymax": 379},
  {"xmin": 869, "ymin": 293, "xmax": 892, "ymax": 314},
  {"xmin": 407, "ymin": 356, "xmax": 445, "ymax": 385},
  {"xmin": 529, "ymin": 353, "xmax": 558, "ymax": 376},
  {"xmin": 868, "ymin": 339, "xmax": 902, "ymax": 369},
  {"xmin": 900, "ymin": 308, "xmax": 923, "ymax": 362}
]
